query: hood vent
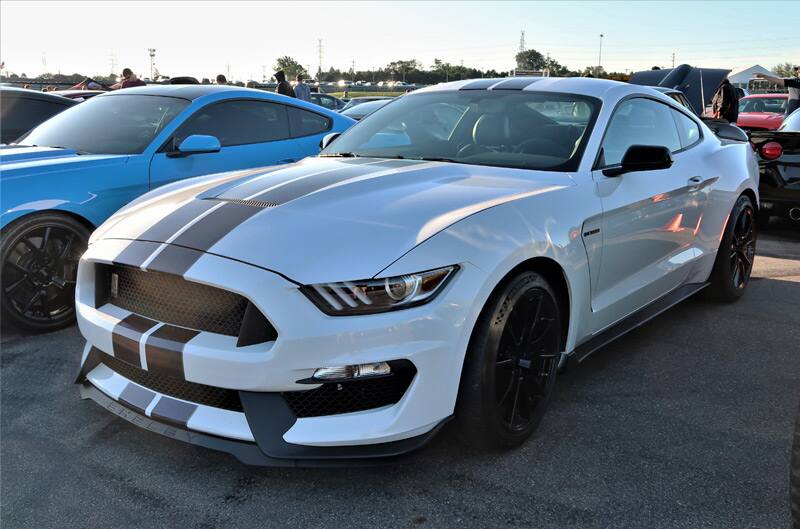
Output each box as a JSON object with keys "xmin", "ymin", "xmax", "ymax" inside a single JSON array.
[{"xmin": 209, "ymin": 197, "xmax": 279, "ymax": 209}]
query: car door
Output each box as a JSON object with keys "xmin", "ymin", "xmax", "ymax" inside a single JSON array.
[
  {"xmin": 148, "ymin": 99, "xmax": 302, "ymax": 189},
  {"xmin": 589, "ymin": 97, "xmax": 706, "ymax": 328}
]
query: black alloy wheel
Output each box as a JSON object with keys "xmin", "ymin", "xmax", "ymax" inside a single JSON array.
[
  {"xmin": 456, "ymin": 271, "xmax": 562, "ymax": 448},
  {"xmin": 730, "ymin": 203, "xmax": 756, "ymax": 290},
  {"xmin": 707, "ymin": 194, "xmax": 757, "ymax": 303},
  {"xmin": 1, "ymin": 213, "xmax": 89, "ymax": 332}
]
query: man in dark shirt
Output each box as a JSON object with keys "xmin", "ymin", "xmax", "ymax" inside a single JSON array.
[
  {"xmin": 756, "ymin": 66, "xmax": 800, "ymax": 115},
  {"xmin": 274, "ymin": 70, "xmax": 295, "ymax": 98},
  {"xmin": 711, "ymin": 78, "xmax": 739, "ymax": 123}
]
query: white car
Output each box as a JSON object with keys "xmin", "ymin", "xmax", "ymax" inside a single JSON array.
[{"xmin": 75, "ymin": 77, "xmax": 759, "ymax": 465}]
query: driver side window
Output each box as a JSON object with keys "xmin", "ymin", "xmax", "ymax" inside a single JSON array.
[{"xmin": 600, "ymin": 98, "xmax": 681, "ymax": 167}]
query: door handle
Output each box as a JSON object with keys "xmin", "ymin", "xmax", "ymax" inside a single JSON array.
[{"xmin": 687, "ymin": 176, "xmax": 703, "ymax": 191}]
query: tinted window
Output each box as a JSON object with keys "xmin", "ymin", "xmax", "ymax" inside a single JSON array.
[
  {"xmin": 20, "ymin": 95, "xmax": 188, "ymax": 154},
  {"xmin": 287, "ymin": 106, "xmax": 331, "ymax": 137},
  {"xmin": 0, "ymin": 97, "xmax": 73, "ymax": 143},
  {"xmin": 323, "ymin": 90, "xmax": 600, "ymax": 172},
  {"xmin": 601, "ymin": 98, "xmax": 681, "ymax": 167},
  {"xmin": 178, "ymin": 100, "xmax": 290, "ymax": 146},
  {"xmin": 671, "ymin": 109, "xmax": 701, "ymax": 149},
  {"xmin": 312, "ymin": 94, "xmax": 336, "ymax": 110}
]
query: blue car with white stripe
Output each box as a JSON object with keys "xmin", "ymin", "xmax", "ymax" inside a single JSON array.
[{"xmin": 0, "ymin": 84, "xmax": 354, "ymax": 332}]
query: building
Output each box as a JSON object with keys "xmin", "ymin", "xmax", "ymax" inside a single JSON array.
[{"xmin": 728, "ymin": 64, "xmax": 775, "ymax": 89}]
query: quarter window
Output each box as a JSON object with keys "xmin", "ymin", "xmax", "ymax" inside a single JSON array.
[
  {"xmin": 178, "ymin": 100, "xmax": 290, "ymax": 147},
  {"xmin": 671, "ymin": 109, "xmax": 701, "ymax": 149},
  {"xmin": 287, "ymin": 106, "xmax": 331, "ymax": 137},
  {"xmin": 600, "ymin": 98, "xmax": 682, "ymax": 167}
]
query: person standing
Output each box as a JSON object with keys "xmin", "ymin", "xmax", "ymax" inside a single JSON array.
[
  {"xmin": 294, "ymin": 74, "xmax": 311, "ymax": 102},
  {"xmin": 274, "ymin": 70, "xmax": 295, "ymax": 98},
  {"xmin": 710, "ymin": 77, "xmax": 739, "ymax": 123},
  {"xmin": 756, "ymin": 66, "xmax": 800, "ymax": 116},
  {"xmin": 216, "ymin": 74, "xmax": 227, "ymax": 85},
  {"xmin": 111, "ymin": 68, "xmax": 146, "ymax": 90}
]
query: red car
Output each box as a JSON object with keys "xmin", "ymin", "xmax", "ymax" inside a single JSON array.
[{"xmin": 736, "ymin": 93, "xmax": 787, "ymax": 131}]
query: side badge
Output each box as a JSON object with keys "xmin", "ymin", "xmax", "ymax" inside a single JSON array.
[{"xmin": 110, "ymin": 273, "xmax": 119, "ymax": 298}]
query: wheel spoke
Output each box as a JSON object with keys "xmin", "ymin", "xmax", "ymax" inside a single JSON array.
[
  {"xmin": 7, "ymin": 261, "xmax": 30, "ymax": 275},
  {"xmin": 58, "ymin": 233, "xmax": 75, "ymax": 260},
  {"xmin": 21, "ymin": 237, "xmax": 40, "ymax": 255},
  {"xmin": 4, "ymin": 275, "xmax": 29, "ymax": 294},
  {"xmin": 496, "ymin": 358, "xmax": 515, "ymax": 368},
  {"xmin": 509, "ymin": 374, "xmax": 523, "ymax": 425},
  {"xmin": 40, "ymin": 227, "xmax": 52, "ymax": 252},
  {"xmin": 498, "ymin": 370, "xmax": 519, "ymax": 407},
  {"xmin": 21, "ymin": 290, "xmax": 44, "ymax": 314}
]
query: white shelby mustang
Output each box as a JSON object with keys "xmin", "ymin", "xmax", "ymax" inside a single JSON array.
[{"xmin": 75, "ymin": 77, "xmax": 759, "ymax": 465}]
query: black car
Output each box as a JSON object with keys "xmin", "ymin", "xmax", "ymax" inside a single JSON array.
[
  {"xmin": 310, "ymin": 92, "xmax": 346, "ymax": 111},
  {"xmin": 749, "ymin": 109, "xmax": 800, "ymax": 224},
  {"xmin": 0, "ymin": 87, "xmax": 78, "ymax": 144}
]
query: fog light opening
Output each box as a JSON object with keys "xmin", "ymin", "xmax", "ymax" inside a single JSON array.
[{"xmin": 313, "ymin": 362, "xmax": 392, "ymax": 382}]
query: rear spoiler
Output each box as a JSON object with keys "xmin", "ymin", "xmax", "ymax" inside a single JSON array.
[{"xmin": 701, "ymin": 118, "xmax": 748, "ymax": 142}]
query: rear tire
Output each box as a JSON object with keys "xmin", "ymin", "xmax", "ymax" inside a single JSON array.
[
  {"xmin": 455, "ymin": 271, "xmax": 561, "ymax": 449},
  {"xmin": 1, "ymin": 213, "xmax": 90, "ymax": 333},
  {"xmin": 706, "ymin": 194, "xmax": 756, "ymax": 303}
]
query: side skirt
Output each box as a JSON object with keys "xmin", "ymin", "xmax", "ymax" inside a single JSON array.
[{"xmin": 572, "ymin": 282, "xmax": 708, "ymax": 363}]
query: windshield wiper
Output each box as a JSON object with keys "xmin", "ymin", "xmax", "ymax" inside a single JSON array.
[
  {"xmin": 319, "ymin": 152, "xmax": 359, "ymax": 158},
  {"xmin": 411, "ymin": 156, "xmax": 463, "ymax": 164}
]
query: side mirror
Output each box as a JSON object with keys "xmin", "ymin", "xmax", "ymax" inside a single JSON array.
[
  {"xmin": 168, "ymin": 134, "xmax": 221, "ymax": 157},
  {"xmin": 603, "ymin": 145, "xmax": 673, "ymax": 177},
  {"xmin": 319, "ymin": 132, "xmax": 341, "ymax": 150}
]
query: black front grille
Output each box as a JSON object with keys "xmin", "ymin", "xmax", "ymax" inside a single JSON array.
[
  {"xmin": 283, "ymin": 361, "xmax": 416, "ymax": 418},
  {"xmin": 98, "ymin": 264, "xmax": 275, "ymax": 341},
  {"xmin": 102, "ymin": 353, "xmax": 243, "ymax": 412}
]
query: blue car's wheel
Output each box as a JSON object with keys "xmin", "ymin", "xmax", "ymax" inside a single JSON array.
[{"xmin": 1, "ymin": 213, "xmax": 89, "ymax": 333}]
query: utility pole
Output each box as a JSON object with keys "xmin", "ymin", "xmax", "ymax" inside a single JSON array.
[
  {"xmin": 597, "ymin": 34, "xmax": 604, "ymax": 77},
  {"xmin": 261, "ymin": 65, "xmax": 266, "ymax": 83},
  {"xmin": 226, "ymin": 63, "xmax": 231, "ymax": 82},
  {"xmin": 671, "ymin": 52, "xmax": 675, "ymax": 68},
  {"xmin": 147, "ymin": 48, "xmax": 156, "ymax": 80},
  {"xmin": 519, "ymin": 30, "xmax": 526, "ymax": 53},
  {"xmin": 351, "ymin": 60, "xmax": 355, "ymax": 81},
  {"xmin": 317, "ymin": 39, "xmax": 323, "ymax": 79},
  {"xmin": 109, "ymin": 51, "xmax": 117, "ymax": 76}
]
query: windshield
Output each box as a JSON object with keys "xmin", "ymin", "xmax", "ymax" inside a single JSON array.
[
  {"xmin": 20, "ymin": 94, "xmax": 189, "ymax": 155},
  {"xmin": 738, "ymin": 97, "xmax": 786, "ymax": 113},
  {"xmin": 322, "ymin": 90, "xmax": 600, "ymax": 172}
]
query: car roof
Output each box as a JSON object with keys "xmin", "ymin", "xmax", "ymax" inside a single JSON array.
[
  {"xmin": 98, "ymin": 84, "xmax": 273, "ymax": 101},
  {"xmin": 414, "ymin": 76, "xmax": 640, "ymax": 100},
  {"xmin": 742, "ymin": 93, "xmax": 788, "ymax": 99},
  {"xmin": 342, "ymin": 99, "xmax": 392, "ymax": 116},
  {"xmin": 0, "ymin": 86, "xmax": 78, "ymax": 103}
]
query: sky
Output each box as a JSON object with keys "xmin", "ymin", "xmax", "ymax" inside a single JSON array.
[{"xmin": 1, "ymin": 1, "xmax": 798, "ymax": 81}]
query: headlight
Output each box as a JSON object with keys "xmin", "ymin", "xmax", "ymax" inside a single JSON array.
[{"xmin": 301, "ymin": 265, "xmax": 458, "ymax": 315}]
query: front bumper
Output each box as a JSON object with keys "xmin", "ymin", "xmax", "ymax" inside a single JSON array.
[{"xmin": 76, "ymin": 239, "xmax": 481, "ymax": 462}]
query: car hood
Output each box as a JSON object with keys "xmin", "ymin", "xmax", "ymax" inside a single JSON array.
[
  {"xmin": 0, "ymin": 145, "xmax": 128, "ymax": 177},
  {"xmin": 95, "ymin": 157, "xmax": 572, "ymax": 283},
  {"xmin": 737, "ymin": 112, "xmax": 785, "ymax": 129}
]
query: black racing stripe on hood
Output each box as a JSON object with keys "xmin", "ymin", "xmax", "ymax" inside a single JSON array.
[
  {"xmin": 131, "ymin": 199, "xmax": 218, "ymax": 245},
  {"xmin": 459, "ymin": 79, "xmax": 500, "ymax": 90},
  {"xmin": 216, "ymin": 157, "xmax": 378, "ymax": 200},
  {"xmin": 145, "ymin": 203, "xmax": 260, "ymax": 275},
  {"xmin": 248, "ymin": 158, "xmax": 419, "ymax": 205},
  {"xmin": 490, "ymin": 77, "xmax": 543, "ymax": 90}
]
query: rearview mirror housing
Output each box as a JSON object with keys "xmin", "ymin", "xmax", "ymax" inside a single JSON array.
[
  {"xmin": 603, "ymin": 145, "xmax": 673, "ymax": 177},
  {"xmin": 320, "ymin": 132, "xmax": 341, "ymax": 151},
  {"xmin": 168, "ymin": 134, "xmax": 221, "ymax": 157}
]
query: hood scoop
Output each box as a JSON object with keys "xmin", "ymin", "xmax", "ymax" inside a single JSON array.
[{"xmin": 207, "ymin": 197, "xmax": 279, "ymax": 209}]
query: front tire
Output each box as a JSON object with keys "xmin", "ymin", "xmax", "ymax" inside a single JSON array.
[
  {"xmin": 707, "ymin": 194, "xmax": 756, "ymax": 302},
  {"xmin": 1, "ymin": 213, "xmax": 90, "ymax": 332},
  {"xmin": 456, "ymin": 271, "xmax": 561, "ymax": 449}
]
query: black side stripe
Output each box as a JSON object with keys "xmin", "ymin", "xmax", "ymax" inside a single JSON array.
[
  {"xmin": 118, "ymin": 383, "xmax": 156, "ymax": 414},
  {"xmin": 112, "ymin": 314, "xmax": 159, "ymax": 368},
  {"xmin": 145, "ymin": 324, "xmax": 200, "ymax": 379},
  {"xmin": 150, "ymin": 396, "xmax": 197, "ymax": 428}
]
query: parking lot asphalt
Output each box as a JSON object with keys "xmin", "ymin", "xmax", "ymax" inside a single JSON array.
[{"xmin": 2, "ymin": 223, "xmax": 799, "ymax": 529}]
